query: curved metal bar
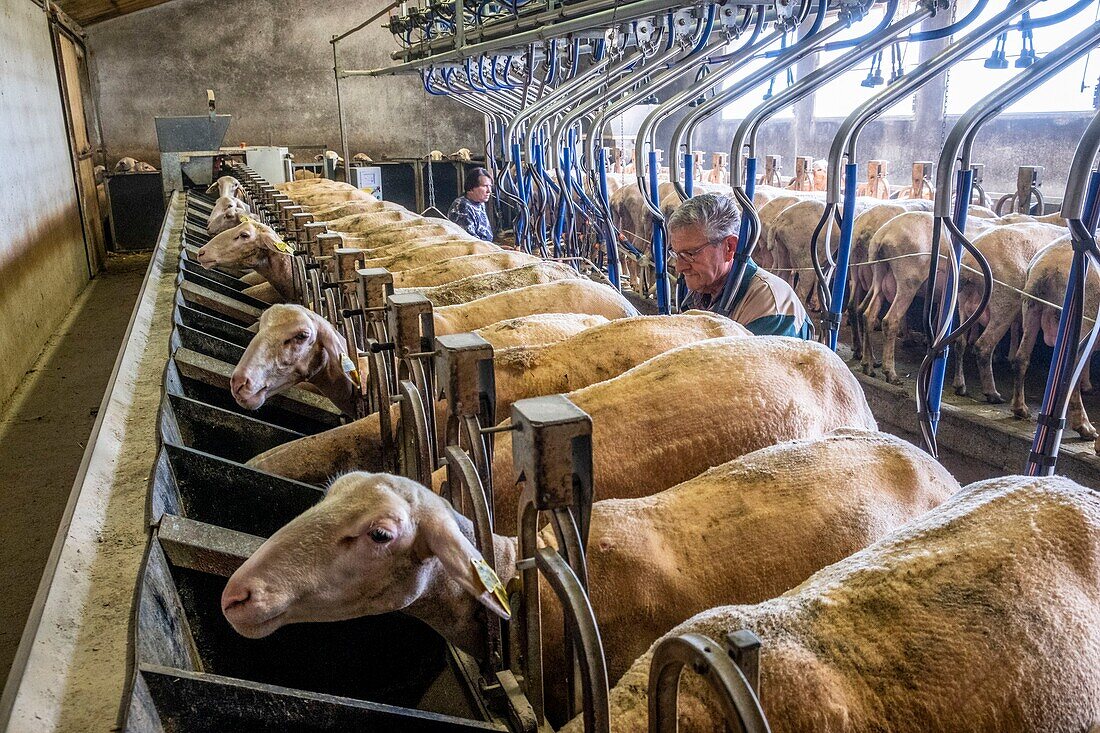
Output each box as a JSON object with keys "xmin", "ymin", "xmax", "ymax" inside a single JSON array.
[
  {"xmin": 909, "ymin": 0, "xmax": 988, "ymax": 41},
  {"xmin": 581, "ymin": 36, "xmax": 706, "ymax": 180},
  {"xmin": 367, "ymin": 343, "xmax": 395, "ymax": 472},
  {"xmin": 441, "ymin": 445, "xmax": 502, "ymax": 671},
  {"xmin": 669, "ymin": 10, "xmax": 854, "ymax": 198},
  {"xmin": 667, "ymin": 10, "xmax": 770, "ymax": 196},
  {"xmin": 732, "ymin": 0, "xmax": 922, "ymax": 176},
  {"xmin": 1016, "ymin": 0, "xmax": 1095, "ymax": 30},
  {"xmin": 648, "ymin": 632, "xmax": 771, "ymax": 733},
  {"xmin": 397, "ymin": 379, "xmax": 434, "ymax": 486},
  {"xmin": 935, "ymin": 21, "xmax": 1100, "ymax": 216},
  {"xmin": 916, "ymin": 20, "xmax": 1100, "ymax": 455},
  {"xmin": 1026, "ymin": 102, "xmax": 1100, "ymax": 474},
  {"xmin": 535, "ymin": 547, "xmax": 610, "ymax": 733},
  {"xmin": 629, "ymin": 4, "xmax": 718, "ymax": 199}
]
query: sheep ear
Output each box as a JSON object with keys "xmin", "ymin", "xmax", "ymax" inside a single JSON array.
[
  {"xmin": 421, "ymin": 510, "xmax": 511, "ymax": 620},
  {"xmin": 310, "ymin": 312, "xmax": 347, "ymax": 357},
  {"xmin": 257, "ymin": 226, "xmax": 295, "ymax": 254}
]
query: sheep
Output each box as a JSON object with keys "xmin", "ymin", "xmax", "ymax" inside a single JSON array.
[
  {"xmin": 352, "ymin": 241, "xmax": 505, "ymax": 273},
  {"xmin": 302, "ymin": 200, "xmax": 407, "ymax": 220},
  {"xmin": 387, "ymin": 252, "xmax": 543, "ymax": 288},
  {"xmin": 244, "ymin": 314, "xmax": 608, "ymax": 484},
  {"xmin": 196, "ymin": 220, "xmax": 297, "ymax": 302},
  {"xmin": 1010, "ymin": 236, "xmax": 1099, "ymax": 439},
  {"xmin": 223, "ymin": 429, "xmax": 958, "ymax": 726},
  {"xmin": 454, "ymin": 336, "xmax": 878, "ymax": 534},
  {"xmin": 275, "ymin": 178, "xmax": 355, "ymax": 194},
  {"xmin": 322, "ymin": 210, "xmax": 427, "ymax": 234},
  {"xmin": 470, "ymin": 313, "xmax": 609, "ymax": 348},
  {"xmin": 244, "ymin": 312, "xmax": 727, "ymax": 484},
  {"xmin": 397, "ymin": 262, "xmax": 584, "ymax": 307},
  {"xmin": 585, "ymin": 474, "xmax": 1100, "ymax": 733},
  {"xmin": 953, "ymin": 222, "xmax": 1066, "ymax": 403},
  {"xmin": 343, "ymin": 221, "xmax": 481, "ymax": 249},
  {"xmin": 432, "ymin": 279, "xmax": 639, "ymax": 335},
  {"xmin": 860, "ymin": 211, "xmax": 998, "ymax": 384},
  {"xmin": 230, "ymin": 305, "xmax": 357, "ymax": 417}
]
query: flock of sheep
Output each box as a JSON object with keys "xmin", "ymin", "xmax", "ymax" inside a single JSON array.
[
  {"xmin": 608, "ymin": 171, "xmax": 1098, "ymax": 448},
  {"xmin": 193, "ymin": 175, "xmax": 1098, "ymax": 731}
]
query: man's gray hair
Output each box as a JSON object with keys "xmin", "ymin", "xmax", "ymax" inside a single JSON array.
[{"xmin": 667, "ymin": 192, "xmax": 741, "ymax": 243}]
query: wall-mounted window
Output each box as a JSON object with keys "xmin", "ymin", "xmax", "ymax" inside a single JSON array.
[{"xmin": 944, "ymin": 0, "xmax": 1097, "ymax": 114}]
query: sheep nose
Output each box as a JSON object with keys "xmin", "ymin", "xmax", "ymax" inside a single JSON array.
[
  {"xmin": 221, "ymin": 580, "xmax": 253, "ymax": 615},
  {"xmin": 231, "ymin": 373, "xmax": 249, "ymax": 394}
]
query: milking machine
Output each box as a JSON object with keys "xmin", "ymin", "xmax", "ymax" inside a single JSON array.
[
  {"xmin": 1026, "ymin": 87, "xmax": 1100, "ymax": 475},
  {"xmin": 728, "ymin": 0, "xmax": 930, "ymax": 335},
  {"xmin": 916, "ymin": 15, "xmax": 1100, "ymax": 458},
  {"xmin": 812, "ymin": 0, "xmax": 1048, "ymax": 355},
  {"xmin": 624, "ymin": 1, "xmax": 787, "ymax": 312}
]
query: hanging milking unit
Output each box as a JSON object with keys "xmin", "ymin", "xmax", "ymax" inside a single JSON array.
[{"xmin": 895, "ymin": 3, "xmax": 1100, "ymax": 460}]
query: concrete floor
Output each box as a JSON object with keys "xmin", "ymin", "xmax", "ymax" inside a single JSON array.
[{"xmin": 0, "ymin": 251, "xmax": 150, "ymax": 692}]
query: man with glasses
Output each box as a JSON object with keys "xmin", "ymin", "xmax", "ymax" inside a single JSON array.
[{"xmin": 668, "ymin": 193, "xmax": 812, "ymax": 339}]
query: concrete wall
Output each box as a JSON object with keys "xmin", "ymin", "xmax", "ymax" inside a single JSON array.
[
  {"xmin": 693, "ymin": 112, "xmax": 1091, "ymax": 200},
  {"xmin": 0, "ymin": 0, "xmax": 90, "ymax": 409},
  {"xmin": 85, "ymin": 0, "xmax": 484, "ymax": 166}
]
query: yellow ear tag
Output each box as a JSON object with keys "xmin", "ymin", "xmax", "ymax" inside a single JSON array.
[
  {"xmin": 340, "ymin": 352, "xmax": 361, "ymax": 388},
  {"xmin": 271, "ymin": 238, "xmax": 295, "ymax": 254},
  {"xmin": 471, "ymin": 558, "xmax": 511, "ymax": 619},
  {"xmin": 238, "ymin": 214, "xmax": 252, "ymax": 225}
]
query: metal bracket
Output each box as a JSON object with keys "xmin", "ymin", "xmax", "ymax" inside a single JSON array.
[
  {"xmin": 316, "ymin": 232, "xmax": 343, "ymax": 257},
  {"xmin": 303, "ymin": 222, "xmax": 329, "ymax": 249},
  {"xmin": 437, "ymin": 332, "xmax": 497, "ymax": 489},
  {"xmin": 764, "ymin": 155, "xmax": 783, "ymax": 187},
  {"xmin": 511, "ymin": 395, "xmax": 593, "ymax": 541},
  {"xmin": 648, "ymin": 630, "xmax": 770, "ymax": 733},
  {"xmin": 1016, "ymin": 165, "xmax": 1044, "ymax": 214},
  {"xmin": 911, "ymin": 161, "xmax": 934, "ymax": 198},
  {"xmin": 387, "ymin": 292, "xmax": 435, "ymax": 360},
  {"xmin": 357, "ymin": 267, "xmax": 395, "ymax": 318},
  {"xmin": 436, "ymin": 333, "xmax": 497, "ymax": 426}
]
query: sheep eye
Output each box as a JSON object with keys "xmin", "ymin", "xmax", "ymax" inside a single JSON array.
[
  {"xmin": 368, "ymin": 528, "xmax": 392, "ymax": 544},
  {"xmin": 294, "ymin": 331, "xmax": 309, "ymax": 341}
]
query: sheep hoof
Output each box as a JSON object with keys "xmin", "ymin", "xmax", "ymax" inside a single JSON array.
[
  {"xmin": 1075, "ymin": 423, "xmax": 1098, "ymax": 440},
  {"xmin": 954, "ymin": 385, "xmax": 969, "ymax": 397},
  {"xmin": 984, "ymin": 392, "xmax": 1005, "ymax": 405},
  {"xmin": 862, "ymin": 364, "xmax": 876, "ymax": 377},
  {"xmin": 873, "ymin": 359, "xmax": 883, "ymax": 368},
  {"xmin": 1013, "ymin": 406, "xmax": 1031, "ymax": 420}
]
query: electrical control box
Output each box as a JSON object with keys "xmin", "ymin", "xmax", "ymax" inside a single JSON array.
[{"xmin": 349, "ymin": 165, "xmax": 384, "ymax": 200}]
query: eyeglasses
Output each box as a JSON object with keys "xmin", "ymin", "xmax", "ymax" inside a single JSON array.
[{"xmin": 669, "ymin": 239, "xmax": 722, "ymax": 264}]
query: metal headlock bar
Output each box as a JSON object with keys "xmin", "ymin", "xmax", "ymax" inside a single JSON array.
[
  {"xmin": 511, "ymin": 395, "xmax": 603, "ymax": 728},
  {"xmin": 387, "ymin": 293, "xmax": 440, "ymax": 486},
  {"xmin": 648, "ymin": 630, "xmax": 770, "ymax": 732}
]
